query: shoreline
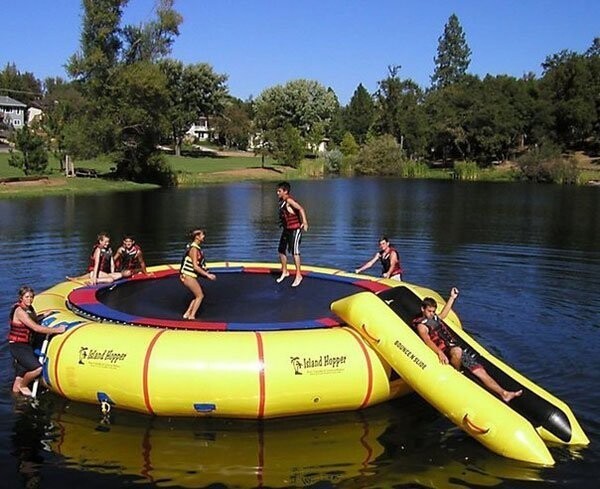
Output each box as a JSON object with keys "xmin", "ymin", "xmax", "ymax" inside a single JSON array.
[{"xmin": 1, "ymin": 161, "xmax": 599, "ymax": 199}]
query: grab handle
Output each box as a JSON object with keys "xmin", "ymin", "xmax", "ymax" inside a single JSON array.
[
  {"xmin": 361, "ymin": 324, "xmax": 381, "ymax": 344},
  {"xmin": 462, "ymin": 414, "xmax": 490, "ymax": 435}
]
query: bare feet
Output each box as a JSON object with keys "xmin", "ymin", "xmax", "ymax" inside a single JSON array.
[
  {"xmin": 19, "ymin": 387, "xmax": 33, "ymax": 397},
  {"xmin": 502, "ymin": 389, "xmax": 523, "ymax": 402},
  {"xmin": 276, "ymin": 272, "xmax": 289, "ymax": 283},
  {"xmin": 291, "ymin": 276, "xmax": 303, "ymax": 287}
]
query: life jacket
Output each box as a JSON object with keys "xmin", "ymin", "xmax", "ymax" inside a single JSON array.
[
  {"xmin": 279, "ymin": 197, "xmax": 302, "ymax": 230},
  {"xmin": 180, "ymin": 242, "xmax": 206, "ymax": 278},
  {"xmin": 116, "ymin": 244, "xmax": 141, "ymax": 272},
  {"xmin": 379, "ymin": 246, "xmax": 403, "ymax": 277},
  {"xmin": 7, "ymin": 302, "xmax": 36, "ymax": 344},
  {"xmin": 88, "ymin": 244, "xmax": 113, "ymax": 273},
  {"xmin": 412, "ymin": 314, "xmax": 456, "ymax": 351}
]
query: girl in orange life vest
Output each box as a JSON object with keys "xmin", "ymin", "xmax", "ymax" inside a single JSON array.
[
  {"xmin": 276, "ymin": 181, "xmax": 309, "ymax": 287},
  {"xmin": 355, "ymin": 236, "xmax": 403, "ymax": 281},
  {"xmin": 8, "ymin": 286, "xmax": 66, "ymax": 397},
  {"xmin": 179, "ymin": 229, "xmax": 216, "ymax": 320}
]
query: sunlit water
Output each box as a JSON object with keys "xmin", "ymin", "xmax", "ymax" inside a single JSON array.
[{"xmin": 0, "ymin": 178, "xmax": 599, "ymax": 488}]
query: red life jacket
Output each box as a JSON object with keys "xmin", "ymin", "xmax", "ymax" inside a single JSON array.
[
  {"xmin": 7, "ymin": 302, "xmax": 36, "ymax": 344},
  {"xmin": 279, "ymin": 197, "xmax": 302, "ymax": 230},
  {"xmin": 88, "ymin": 244, "xmax": 113, "ymax": 273},
  {"xmin": 116, "ymin": 244, "xmax": 141, "ymax": 272},
  {"xmin": 379, "ymin": 246, "xmax": 403, "ymax": 277}
]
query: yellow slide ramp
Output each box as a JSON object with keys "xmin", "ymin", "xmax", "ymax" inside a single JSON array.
[{"xmin": 332, "ymin": 290, "xmax": 555, "ymax": 465}]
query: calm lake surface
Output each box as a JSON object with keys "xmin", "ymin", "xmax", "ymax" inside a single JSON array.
[{"xmin": 0, "ymin": 178, "xmax": 599, "ymax": 488}]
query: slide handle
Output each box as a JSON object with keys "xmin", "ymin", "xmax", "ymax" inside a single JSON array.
[
  {"xmin": 361, "ymin": 324, "xmax": 381, "ymax": 344},
  {"xmin": 463, "ymin": 414, "xmax": 490, "ymax": 435}
]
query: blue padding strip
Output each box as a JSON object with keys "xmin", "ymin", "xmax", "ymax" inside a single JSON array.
[
  {"xmin": 194, "ymin": 403, "xmax": 216, "ymax": 412},
  {"xmin": 209, "ymin": 267, "xmax": 244, "ymax": 273},
  {"xmin": 306, "ymin": 271, "xmax": 357, "ymax": 284},
  {"xmin": 229, "ymin": 320, "xmax": 321, "ymax": 331},
  {"xmin": 80, "ymin": 303, "xmax": 138, "ymax": 322}
]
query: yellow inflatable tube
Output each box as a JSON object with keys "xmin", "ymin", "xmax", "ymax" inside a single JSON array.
[
  {"xmin": 34, "ymin": 263, "xmax": 410, "ymax": 418},
  {"xmin": 331, "ymin": 290, "xmax": 554, "ymax": 465},
  {"xmin": 332, "ymin": 285, "xmax": 590, "ymax": 464}
]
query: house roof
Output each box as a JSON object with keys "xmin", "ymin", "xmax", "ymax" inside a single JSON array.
[{"xmin": 0, "ymin": 95, "xmax": 27, "ymax": 108}]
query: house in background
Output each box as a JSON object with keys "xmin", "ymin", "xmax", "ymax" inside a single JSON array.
[
  {"xmin": 0, "ymin": 95, "xmax": 27, "ymax": 129},
  {"xmin": 185, "ymin": 116, "xmax": 215, "ymax": 142}
]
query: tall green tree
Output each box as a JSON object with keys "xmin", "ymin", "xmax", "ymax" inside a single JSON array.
[
  {"xmin": 374, "ymin": 66, "xmax": 427, "ymax": 158},
  {"xmin": 431, "ymin": 13, "xmax": 472, "ymax": 89},
  {"xmin": 254, "ymin": 79, "xmax": 338, "ymax": 162},
  {"xmin": 122, "ymin": 0, "xmax": 182, "ymax": 63},
  {"xmin": 344, "ymin": 83, "xmax": 375, "ymax": 144},
  {"xmin": 159, "ymin": 59, "xmax": 229, "ymax": 156},
  {"xmin": 255, "ymin": 79, "xmax": 338, "ymax": 138},
  {"xmin": 214, "ymin": 98, "xmax": 253, "ymax": 150},
  {"xmin": 540, "ymin": 49, "xmax": 598, "ymax": 147},
  {"xmin": 67, "ymin": 0, "xmax": 125, "ymax": 95},
  {"xmin": 65, "ymin": 0, "xmax": 183, "ymax": 184}
]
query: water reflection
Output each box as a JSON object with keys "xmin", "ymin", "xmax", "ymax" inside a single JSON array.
[{"xmin": 22, "ymin": 396, "xmax": 546, "ymax": 489}]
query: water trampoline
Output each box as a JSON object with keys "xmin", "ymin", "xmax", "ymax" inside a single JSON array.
[
  {"xmin": 32, "ymin": 262, "xmax": 588, "ymax": 464},
  {"xmin": 67, "ymin": 263, "xmax": 391, "ymax": 331},
  {"xmin": 34, "ymin": 262, "xmax": 412, "ymax": 418}
]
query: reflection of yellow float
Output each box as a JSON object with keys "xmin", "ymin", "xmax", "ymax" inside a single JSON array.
[
  {"xmin": 48, "ymin": 400, "xmax": 544, "ymax": 489},
  {"xmin": 35, "ymin": 263, "xmax": 412, "ymax": 419}
]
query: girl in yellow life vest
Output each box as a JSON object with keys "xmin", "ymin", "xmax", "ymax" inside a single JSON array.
[{"xmin": 179, "ymin": 229, "xmax": 216, "ymax": 320}]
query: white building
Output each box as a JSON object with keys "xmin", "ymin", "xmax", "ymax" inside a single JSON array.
[{"xmin": 0, "ymin": 95, "xmax": 27, "ymax": 129}]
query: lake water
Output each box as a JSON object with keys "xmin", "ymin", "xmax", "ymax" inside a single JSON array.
[{"xmin": 0, "ymin": 178, "xmax": 599, "ymax": 488}]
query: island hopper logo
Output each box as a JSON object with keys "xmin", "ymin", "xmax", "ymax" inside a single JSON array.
[
  {"xmin": 78, "ymin": 346, "xmax": 128, "ymax": 368},
  {"xmin": 290, "ymin": 354, "xmax": 347, "ymax": 375}
]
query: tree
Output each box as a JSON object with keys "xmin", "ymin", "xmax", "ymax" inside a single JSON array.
[
  {"xmin": 122, "ymin": 0, "xmax": 182, "ymax": 63},
  {"xmin": 431, "ymin": 14, "xmax": 472, "ymax": 89},
  {"xmin": 255, "ymin": 79, "xmax": 338, "ymax": 138},
  {"xmin": 540, "ymin": 50, "xmax": 598, "ymax": 147},
  {"xmin": 344, "ymin": 83, "xmax": 375, "ymax": 144},
  {"xmin": 0, "ymin": 62, "xmax": 42, "ymax": 106},
  {"xmin": 67, "ymin": 0, "xmax": 125, "ymax": 95},
  {"xmin": 254, "ymin": 79, "xmax": 338, "ymax": 163},
  {"xmin": 159, "ymin": 59, "xmax": 229, "ymax": 156},
  {"xmin": 374, "ymin": 66, "xmax": 427, "ymax": 158},
  {"xmin": 40, "ymin": 78, "xmax": 87, "ymax": 161},
  {"xmin": 268, "ymin": 124, "xmax": 305, "ymax": 167},
  {"xmin": 214, "ymin": 98, "xmax": 253, "ymax": 149},
  {"xmin": 65, "ymin": 0, "xmax": 184, "ymax": 184},
  {"xmin": 8, "ymin": 128, "xmax": 49, "ymax": 175}
]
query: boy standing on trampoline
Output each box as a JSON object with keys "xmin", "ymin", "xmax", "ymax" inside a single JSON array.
[{"xmin": 276, "ymin": 182, "xmax": 309, "ymax": 287}]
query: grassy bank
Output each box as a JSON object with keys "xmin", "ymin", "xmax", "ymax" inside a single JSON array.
[{"xmin": 2, "ymin": 150, "xmax": 599, "ymax": 199}]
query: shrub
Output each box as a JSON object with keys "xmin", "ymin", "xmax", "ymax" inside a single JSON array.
[
  {"xmin": 400, "ymin": 160, "xmax": 429, "ymax": 178},
  {"xmin": 8, "ymin": 128, "xmax": 49, "ymax": 175},
  {"xmin": 453, "ymin": 160, "xmax": 479, "ymax": 180},
  {"xmin": 324, "ymin": 149, "xmax": 343, "ymax": 174},
  {"xmin": 354, "ymin": 134, "xmax": 404, "ymax": 175},
  {"xmin": 517, "ymin": 144, "xmax": 580, "ymax": 184}
]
